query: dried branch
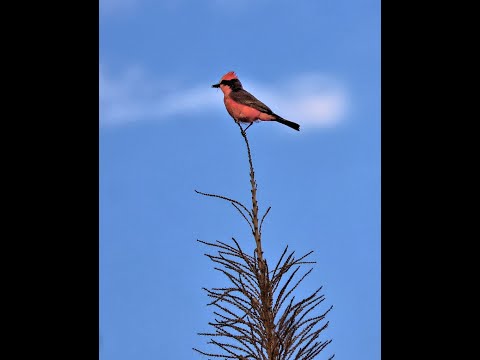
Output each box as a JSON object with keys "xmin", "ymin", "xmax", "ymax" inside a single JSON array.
[
  {"xmin": 196, "ymin": 123, "xmax": 333, "ymax": 359},
  {"xmin": 259, "ymin": 206, "xmax": 271, "ymax": 235},
  {"xmin": 196, "ymin": 239, "xmax": 333, "ymax": 359},
  {"xmin": 195, "ymin": 189, "xmax": 253, "ymax": 220},
  {"xmin": 232, "ymin": 202, "xmax": 255, "ymax": 233}
]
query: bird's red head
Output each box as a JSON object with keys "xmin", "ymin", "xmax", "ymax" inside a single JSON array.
[
  {"xmin": 220, "ymin": 71, "xmax": 238, "ymax": 81},
  {"xmin": 212, "ymin": 71, "xmax": 242, "ymax": 90}
]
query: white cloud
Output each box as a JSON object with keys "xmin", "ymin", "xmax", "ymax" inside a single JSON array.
[
  {"xmin": 100, "ymin": 67, "xmax": 348, "ymax": 129},
  {"xmin": 241, "ymin": 73, "xmax": 348, "ymax": 128},
  {"xmin": 99, "ymin": 66, "xmax": 219, "ymax": 127}
]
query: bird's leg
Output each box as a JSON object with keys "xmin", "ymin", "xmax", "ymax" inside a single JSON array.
[
  {"xmin": 236, "ymin": 121, "xmax": 247, "ymax": 134},
  {"xmin": 244, "ymin": 123, "xmax": 253, "ymax": 132}
]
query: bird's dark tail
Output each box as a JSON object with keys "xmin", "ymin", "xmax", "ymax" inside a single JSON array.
[{"xmin": 274, "ymin": 115, "xmax": 300, "ymax": 131}]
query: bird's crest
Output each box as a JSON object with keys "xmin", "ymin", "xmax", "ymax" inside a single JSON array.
[{"xmin": 221, "ymin": 71, "xmax": 238, "ymax": 81}]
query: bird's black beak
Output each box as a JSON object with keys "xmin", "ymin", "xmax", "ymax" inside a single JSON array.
[{"xmin": 212, "ymin": 83, "xmax": 220, "ymax": 88}]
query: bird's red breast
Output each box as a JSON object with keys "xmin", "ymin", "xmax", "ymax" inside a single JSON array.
[{"xmin": 224, "ymin": 97, "xmax": 276, "ymax": 123}]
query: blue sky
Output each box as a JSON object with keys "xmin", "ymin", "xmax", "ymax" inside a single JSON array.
[{"xmin": 100, "ymin": 1, "xmax": 380, "ymax": 359}]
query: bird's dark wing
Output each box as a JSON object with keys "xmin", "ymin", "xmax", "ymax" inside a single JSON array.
[{"xmin": 230, "ymin": 89, "xmax": 273, "ymax": 115}]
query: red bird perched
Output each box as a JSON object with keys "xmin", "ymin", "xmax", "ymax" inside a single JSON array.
[{"xmin": 212, "ymin": 71, "xmax": 300, "ymax": 131}]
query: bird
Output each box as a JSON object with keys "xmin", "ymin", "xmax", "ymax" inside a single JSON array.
[{"xmin": 212, "ymin": 71, "xmax": 300, "ymax": 131}]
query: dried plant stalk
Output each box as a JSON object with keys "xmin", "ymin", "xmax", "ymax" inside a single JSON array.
[{"xmin": 195, "ymin": 123, "xmax": 333, "ymax": 359}]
